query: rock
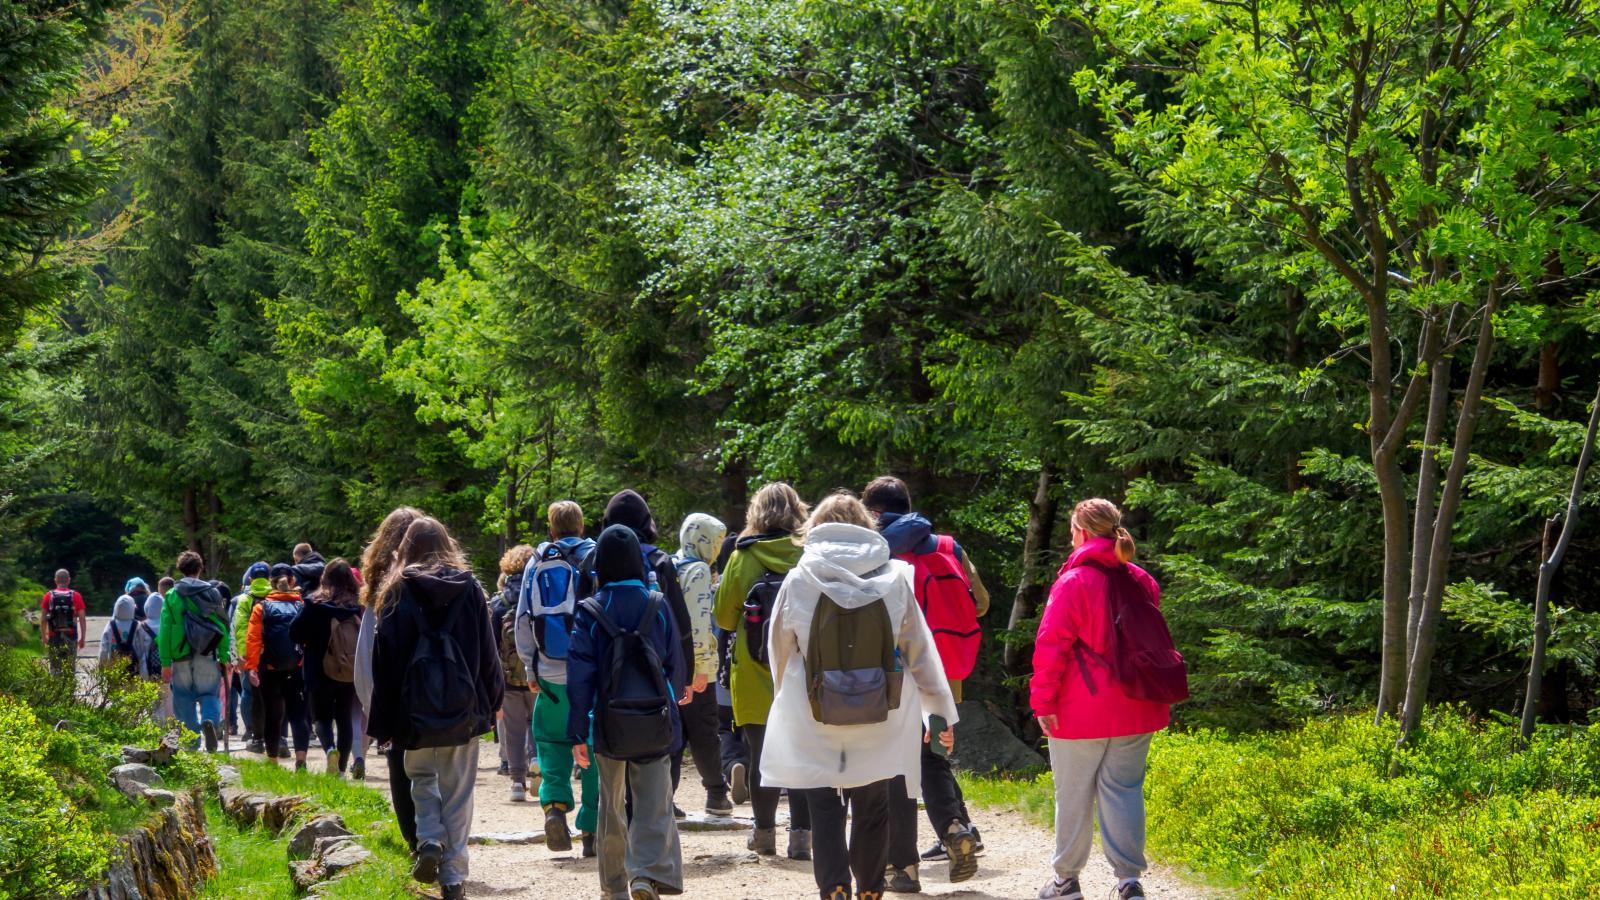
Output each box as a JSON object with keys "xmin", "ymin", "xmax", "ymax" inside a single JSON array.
[
  {"xmin": 215, "ymin": 765, "xmax": 243, "ymax": 788},
  {"xmin": 73, "ymin": 790, "xmax": 217, "ymax": 900},
  {"xmin": 289, "ymin": 860, "xmax": 322, "ymax": 892},
  {"xmin": 219, "ymin": 788, "xmax": 270, "ymax": 826},
  {"xmin": 319, "ymin": 841, "xmax": 371, "ymax": 877},
  {"xmin": 678, "ymin": 813, "xmax": 751, "ymax": 832},
  {"xmin": 109, "ymin": 763, "xmax": 165, "ymax": 800},
  {"xmin": 949, "ymin": 700, "xmax": 1047, "ymax": 774},
  {"xmin": 150, "ymin": 733, "xmax": 181, "ymax": 765},
  {"xmin": 140, "ymin": 788, "xmax": 177, "ymax": 808},
  {"xmin": 288, "ymin": 814, "xmax": 352, "ymax": 860},
  {"xmin": 469, "ymin": 830, "xmax": 547, "ymax": 845},
  {"xmin": 121, "ymin": 746, "xmax": 153, "ymax": 765},
  {"xmin": 261, "ymin": 795, "xmax": 307, "ymax": 833}
]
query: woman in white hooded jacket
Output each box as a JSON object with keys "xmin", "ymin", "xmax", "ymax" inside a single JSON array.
[{"xmin": 761, "ymin": 492, "xmax": 959, "ymax": 900}]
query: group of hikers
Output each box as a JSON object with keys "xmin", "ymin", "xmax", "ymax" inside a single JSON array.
[{"xmin": 52, "ymin": 478, "xmax": 1184, "ymax": 900}]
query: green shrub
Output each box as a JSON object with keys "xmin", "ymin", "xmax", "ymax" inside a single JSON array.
[{"xmin": 0, "ymin": 694, "xmax": 117, "ymax": 898}]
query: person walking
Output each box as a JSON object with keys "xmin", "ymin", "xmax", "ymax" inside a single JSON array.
[
  {"xmin": 515, "ymin": 500, "xmax": 600, "ymax": 856},
  {"xmin": 368, "ymin": 517, "xmax": 504, "ymax": 900},
  {"xmin": 292, "ymin": 542, "xmax": 327, "ymax": 595},
  {"xmin": 40, "ymin": 568, "xmax": 87, "ymax": 675},
  {"xmin": 490, "ymin": 544, "xmax": 537, "ymax": 802},
  {"xmin": 1032, "ymin": 499, "xmax": 1177, "ymax": 900},
  {"xmin": 233, "ymin": 562, "xmax": 272, "ymax": 752},
  {"xmin": 158, "ymin": 552, "xmax": 232, "ymax": 752},
  {"xmin": 355, "ymin": 507, "xmax": 424, "ymax": 835},
  {"xmin": 121, "ymin": 577, "xmax": 153, "ymax": 623},
  {"xmin": 862, "ymin": 476, "xmax": 987, "ymax": 889},
  {"xmin": 761, "ymin": 492, "xmax": 960, "ymax": 900},
  {"xmin": 712, "ymin": 482, "xmax": 812, "ymax": 859},
  {"xmin": 670, "ymin": 512, "xmax": 734, "ymax": 816},
  {"xmin": 146, "ymin": 577, "xmax": 173, "ymax": 634},
  {"xmin": 243, "ymin": 564, "xmax": 313, "ymax": 769},
  {"xmin": 292, "ymin": 558, "xmax": 363, "ymax": 774},
  {"xmin": 100, "ymin": 593, "xmax": 159, "ymax": 681},
  {"xmin": 567, "ymin": 524, "xmax": 688, "ymax": 900}
]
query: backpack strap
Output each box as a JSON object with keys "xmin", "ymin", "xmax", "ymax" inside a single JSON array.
[{"xmin": 580, "ymin": 595, "xmax": 621, "ymax": 640}]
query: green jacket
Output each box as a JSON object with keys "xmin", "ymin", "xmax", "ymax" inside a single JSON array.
[
  {"xmin": 713, "ymin": 533, "xmax": 802, "ymax": 727},
  {"xmin": 231, "ymin": 578, "xmax": 270, "ymax": 665},
  {"xmin": 157, "ymin": 578, "xmax": 233, "ymax": 667}
]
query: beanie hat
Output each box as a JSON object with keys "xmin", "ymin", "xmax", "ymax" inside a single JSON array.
[
  {"xmin": 602, "ymin": 489, "xmax": 658, "ymax": 545},
  {"xmin": 594, "ymin": 524, "xmax": 647, "ymax": 587}
]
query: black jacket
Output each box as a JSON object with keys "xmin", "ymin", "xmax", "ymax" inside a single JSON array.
[
  {"xmin": 368, "ymin": 566, "xmax": 505, "ymax": 749},
  {"xmin": 292, "ymin": 552, "xmax": 327, "ymax": 596},
  {"xmin": 289, "ymin": 592, "xmax": 361, "ymax": 690}
]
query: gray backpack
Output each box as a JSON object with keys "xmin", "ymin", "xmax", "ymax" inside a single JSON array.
[{"xmin": 804, "ymin": 592, "xmax": 903, "ymax": 726}]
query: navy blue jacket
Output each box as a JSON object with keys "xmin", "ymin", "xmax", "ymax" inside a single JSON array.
[{"xmin": 566, "ymin": 579, "xmax": 687, "ymax": 759}]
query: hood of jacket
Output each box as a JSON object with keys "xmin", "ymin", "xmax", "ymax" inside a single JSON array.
[
  {"xmin": 265, "ymin": 590, "xmax": 303, "ymax": 604},
  {"xmin": 175, "ymin": 576, "xmax": 215, "ymax": 599},
  {"xmin": 249, "ymin": 577, "xmax": 271, "ymax": 599},
  {"xmin": 113, "ymin": 595, "xmax": 138, "ymax": 621},
  {"xmin": 602, "ymin": 489, "xmax": 659, "ymax": 544},
  {"xmin": 878, "ymin": 511, "xmax": 938, "ymax": 556},
  {"xmin": 124, "ymin": 577, "xmax": 151, "ymax": 596},
  {"xmin": 595, "ymin": 524, "xmax": 647, "ymax": 586},
  {"xmin": 733, "ymin": 531, "xmax": 802, "ymax": 574},
  {"xmin": 403, "ymin": 565, "xmax": 475, "ymax": 610},
  {"xmin": 678, "ymin": 513, "xmax": 727, "ymax": 564},
  {"xmin": 793, "ymin": 523, "xmax": 902, "ymax": 609},
  {"xmin": 1062, "ymin": 535, "xmax": 1123, "ymax": 575}
]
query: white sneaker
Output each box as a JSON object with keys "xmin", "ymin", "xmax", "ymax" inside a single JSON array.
[
  {"xmin": 510, "ymin": 782, "xmax": 527, "ymax": 802},
  {"xmin": 1039, "ymin": 877, "xmax": 1084, "ymax": 900}
]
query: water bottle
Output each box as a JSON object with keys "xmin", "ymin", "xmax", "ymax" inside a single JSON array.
[{"xmin": 648, "ymin": 569, "xmax": 660, "ymax": 593}]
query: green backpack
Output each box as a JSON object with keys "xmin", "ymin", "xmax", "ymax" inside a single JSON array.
[{"xmin": 805, "ymin": 592, "xmax": 903, "ymax": 726}]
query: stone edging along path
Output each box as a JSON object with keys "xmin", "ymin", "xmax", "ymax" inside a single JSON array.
[{"xmin": 215, "ymin": 765, "xmax": 375, "ymax": 891}]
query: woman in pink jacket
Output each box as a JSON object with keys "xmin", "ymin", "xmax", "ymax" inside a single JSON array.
[{"xmin": 1031, "ymin": 498, "xmax": 1169, "ymax": 900}]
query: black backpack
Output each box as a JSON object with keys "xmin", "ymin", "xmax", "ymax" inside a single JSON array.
[
  {"xmin": 110, "ymin": 621, "xmax": 139, "ymax": 672},
  {"xmin": 742, "ymin": 569, "xmax": 785, "ymax": 668},
  {"xmin": 258, "ymin": 600, "xmax": 303, "ymax": 671},
  {"xmin": 581, "ymin": 592, "xmax": 676, "ymax": 761},
  {"xmin": 399, "ymin": 592, "xmax": 482, "ymax": 749},
  {"xmin": 45, "ymin": 590, "xmax": 76, "ymax": 635}
]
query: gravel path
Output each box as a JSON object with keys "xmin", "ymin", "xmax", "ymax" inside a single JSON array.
[{"xmin": 328, "ymin": 734, "xmax": 1217, "ymax": 900}]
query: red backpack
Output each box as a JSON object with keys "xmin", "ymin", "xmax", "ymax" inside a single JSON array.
[
  {"xmin": 900, "ymin": 536, "xmax": 980, "ymax": 680},
  {"xmin": 1078, "ymin": 560, "xmax": 1189, "ymax": 704}
]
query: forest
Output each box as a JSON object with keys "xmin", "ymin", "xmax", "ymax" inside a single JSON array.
[{"xmin": 5, "ymin": 0, "xmax": 1600, "ymax": 893}]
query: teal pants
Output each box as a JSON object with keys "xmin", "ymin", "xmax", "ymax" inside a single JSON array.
[{"xmin": 534, "ymin": 680, "xmax": 599, "ymax": 835}]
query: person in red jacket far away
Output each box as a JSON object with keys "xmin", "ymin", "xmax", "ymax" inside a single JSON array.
[
  {"xmin": 1032, "ymin": 498, "xmax": 1180, "ymax": 900},
  {"xmin": 41, "ymin": 568, "xmax": 88, "ymax": 675}
]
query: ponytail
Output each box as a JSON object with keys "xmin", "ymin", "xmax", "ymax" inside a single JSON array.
[
  {"xmin": 1073, "ymin": 498, "xmax": 1137, "ymax": 562},
  {"xmin": 1114, "ymin": 526, "xmax": 1137, "ymax": 563}
]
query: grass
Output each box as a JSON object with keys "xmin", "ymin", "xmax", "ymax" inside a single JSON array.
[
  {"xmin": 958, "ymin": 708, "xmax": 1600, "ymax": 898},
  {"xmin": 198, "ymin": 759, "xmax": 420, "ymax": 898}
]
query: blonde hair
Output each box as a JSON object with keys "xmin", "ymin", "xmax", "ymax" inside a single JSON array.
[
  {"xmin": 1072, "ymin": 498, "xmax": 1137, "ymax": 563},
  {"xmin": 359, "ymin": 506, "xmax": 423, "ymax": 609},
  {"xmin": 500, "ymin": 544, "xmax": 536, "ymax": 577},
  {"xmin": 801, "ymin": 491, "xmax": 874, "ymax": 536},
  {"xmin": 741, "ymin": 482, "xmax": 810, "ymax": 538},
  {"xmin": 547, "ymin": 500, "xmax": 584, "ymax": 538}
]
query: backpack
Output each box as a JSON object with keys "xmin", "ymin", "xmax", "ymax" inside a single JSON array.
[
  {"xmin": 581, "ymin": 591, "xmax": 676, "ymax": 761},
  {"xmin": 399, "ymin": 592, "xmax": 483, "ymax": 749},
  {"xmin": 1077, "ymin": 560, "xmax": 1189, "ymax": 705},
  {"xmin": 742, "ymin": 569, "xmax": 786, "ymax": 668},
  {"xmin": 259, "ymin": 599, "xmax": 304, "ymax": 671},
  {"xmin": 110, "ymin": 621, "xmax": 140, "ymax": 673},
  {"xmin": 46, "ymin": 590, "xmax": 76, "ymax": 636},
  {"xmin": 525, "ymin": 542, "xmax": 589, "ymax": 661},
  {"xmin": 901, "ymin": 536, "xmax": 981, "ymax": 681},
  {"xmin": 323, "ymin": 610, "xmax": 360, "ymax": 683},
  {"xmin": 180, "ymin": 583, "xmax": 230, "ymax": 660},
  {"xmin": 495, "ymin": 594, "xmax": 528, "ymax": 688},
  {"xmin": 804, "ymin": 591, "xmax": 903, "ymax": 726}
]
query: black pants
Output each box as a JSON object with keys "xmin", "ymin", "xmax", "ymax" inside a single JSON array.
[
  {"xmin": 671, "ymin": 687, "xmax": 726, "ymax": 793},
  {"xmin": 312, "ymin": 679, "xmax": 357, "ymax": 770},
  {"xmin": 743, "ymin": 723, "xmax": 810, "ymax": 831},
  {"xmin": 258, "ymin": 669, "xmax": 311, "ymax": 757},
  {"xmin": 806, "ymin": 780, "xmax": 891, "ymax": 896},
  {"xmin": 718, "ymin": 703, "xmax": 748, "ymax": 771},
  {"xmin": 389, "ymin": 742, "xmax": 417, "ymax": 851},
  {"xmin": 888, "ymin": 736, "xmax": 971, "ymax": 868}
]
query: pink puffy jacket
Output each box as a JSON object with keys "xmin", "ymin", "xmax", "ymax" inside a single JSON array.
[{"xmin": 1030, "ymin": 536, "xmax": 1172, "ymax": 740}]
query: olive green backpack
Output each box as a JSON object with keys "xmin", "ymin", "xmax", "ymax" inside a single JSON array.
[{"xmin": 805, "ymin": 592, "xmax": 903, "ymax": 725}]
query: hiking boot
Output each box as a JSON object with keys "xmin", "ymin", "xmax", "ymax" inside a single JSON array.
[
  {"xmin": 943, "ymin": 822, "xmax": 978, "ymax": 883},
  {"xmin": 858, "ymin": 893, "xmax": 884, "ymax": 900},
  {"xmin": 922, "ymin": 824, "xmax": 984, "ymax": 861},
  {"xmin": 705, "ymin": 787, "xmax": 733, "ymax": 817},
  {"xmin": 886, "ymin": 864, "xmax": 921, "ymax": 893},
  {"xmin": 441, "ymin": 884, "xmax": 466, "ymax": 900},
  {"xmin": 201, "ymin": 721, "xmax": 218, "ymax": 754},
  {"xmin": 1037, "ymin": 876, "xmax": 1084, "ymax": 900},
  {"xmin": 544, "ymin": 805, "xmax": 573, "ymax": 852},
  {"xmin": 581, "ymin": 832, "xmax": 596, "ymax": 858},
  {"xmin": 510, "ymin": 782, "xmax": 527, "ymax": 803},
  {"xmin": 748, "ymin": 826, "xmax": 777, "ymax": 855},
  {"xmin": 629, "ymin": 878, "xmax": 660, "ymax": 900},
  {"xmin": 246, "ymin": 738, "xmax": 266, "ymax": 754},
  {"xmin": 351, "ymin": 757, "xmax": 365, "ymax": 781},
  {"xmin": 326, "ymin": 750, "xmax": 341, "ymax": 774},
  {"xmin": 1117, "ymin": 882, "xmax": 1146, "ymax": 899},
  {"xmin": 824, "ymin": 887, "xmax": 851, "ymax": 900},
  {"xmin": 412, "ymin": 840, "xmax": 444, "ymax": 884},
  {"xmin": 728, "ymin": 761, "xmax": 750, "ymax": 805},
  {"xmin": 787, "ymin": 828, "xmax": 812, "ymax": 861}
]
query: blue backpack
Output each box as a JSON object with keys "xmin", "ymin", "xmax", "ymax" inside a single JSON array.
[{"xmin": 522, "ymin": 540, "xmax": 592, "ymax": 661}]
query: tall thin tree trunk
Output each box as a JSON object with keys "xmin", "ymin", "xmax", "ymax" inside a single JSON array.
[
  {"xmin": 183, "ymin": 486, "xmax": 201, "ymax": 555},
  {"xmin": 1520, "ymin": 380, "xmax": 1600, "ymax": 741},
  {"xmin": 1004, "ymin": 462, "xmax": 1060, "ymax": 675},
  {"xmin": 206, "ymin": 484, "xmax": 222, "ymax": 577},
  {"xmin": 1406, "ymin": 358, "xmax": 1452, "ymax": 662},
  {"xmin": 1535, "ymin": 341, "xmax": 1560, "ymax": 413},
  {"xmin": 502, "ymin": 463, "xmax": 518, "ymax": 557},
  {"xmin": 1373, "ymin": 458, "xmax": 1411, "ymax": 722}
]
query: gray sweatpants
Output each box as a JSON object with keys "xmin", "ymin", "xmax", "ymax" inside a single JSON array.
[
  {"xmin": 501, "ymin": 687, "xmax": 537, "ymax": 782},
  {"xmin": 405, "ymin": 742, "xmax": 479, "ymax": 887},
  {"xmin": 597, "ymin": 754, "xmax": 682, "ymax": 899},
  {"xmin": 1048, "ymin": 732, "xmax": 1152, "ymax": 881}
]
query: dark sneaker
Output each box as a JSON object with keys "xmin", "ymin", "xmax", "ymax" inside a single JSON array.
[
  {"xmin": 544, "ymin": 805, "xmax": 573, "ymax": 852},
  {"xmin": 629, "ymin": 877, "xmax": 660, "ymax": 900},
  {"xmin": 1117, "ymin": 882, "xmax": 1146, "ymax": 899},
  {"xmin": 497, "ymin": 759, "xmax": 510, "ymax": 777},
  {"xmin": 246, "ymin": 738, "xmax": 266, "ymax": 754},
  {"xmin": 581, "ymin": 832, "xmax": 596, "ymax": 858},
  {"xmin": 787, "ymin": 828, "xmax": 811, "ymax": 861},
  {"xmin": 886, "ymin": 864, "xmax": 921, "ymax": 893},
  {"xmin": 412, "ymin": 840, "xmax": 444, "ymax": 884},
  {"xmin": 944, "ymin": 822, "xmax": 978, "ymax": 883},
  {"xmin": 705, "ymin": 787, "xmax": 734, "ymax": 817},
  {"xmin": 919, "ymin": 841, "xmax": 947, "ymax": 862},
  {"xmin": 351, "ymin": 757, "xmax": 365, "ymax": 781},
  {"xmin": 201, "ymin": 721, "xmax": 218, "ymax": 754},
  {"xmin": 441, "ymin": 884, "xmax": 466, "ymax": 900},
  {"xmin": 971, "ymin": 825, "xmax": 985, "ymax": 855},
  {"xmin": 1037, "ymin": 877, "xmax": 1084, "ymax": 900},
  {"xmin": 673, "ymin": 804, "xmax": 687, "ymax": 821},
  {"xmin": 728, "ymin": 761, "xmax": 750, "ymax": 805}
]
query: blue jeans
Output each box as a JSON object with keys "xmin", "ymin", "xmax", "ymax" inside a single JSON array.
[{"xmin": 170, "ymin": 657, "xmax": 223, "ymax": 744}]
